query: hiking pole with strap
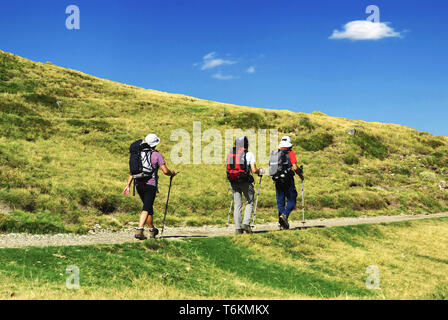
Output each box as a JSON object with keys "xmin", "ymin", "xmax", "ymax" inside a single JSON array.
[
  {"xmin": 161, "ymin": 174, "xmax": 175, "ymax": 237},
  {"xmin": 251, "ymin": 174, "xmax": 263, "ymax": 227},
  {"xmin": 300, "ymin": 165, "xmax": 305, "ymax": 225},
  {"xmin": 226, "ymin": 184, "xmax": 233, "ymax": 228}
]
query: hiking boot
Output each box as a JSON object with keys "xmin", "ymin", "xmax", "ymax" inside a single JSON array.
[
  {"xmin": 278, "ymin": 216, "xmax": 283, "ymax": 229},
  {"xmin": 278, "ymin": 216, "xmax": 285, "ymax": 229},
  {"xmin": 135, "ymin": 228, "xmax": 147, "ymax": 240},
  {"xmin": 235, "ymin": 229, "xmax": 244, "ymax": 235},
  {"xmin": 280, "ymin": 215, "xmax": 290, "ymax": 230},
  {"xmin": 242, "ymin": 224, "xmax": 253, "ymax": 234},
  {"xmin": 149, "ymin": 227, "xmax": 159, "ymax": 238}
]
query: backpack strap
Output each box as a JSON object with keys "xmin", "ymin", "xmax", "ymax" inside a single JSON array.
[
  {"xmin": 243, "ymin": 150, "xmax": 249, "ymax": 174},
  {"xmin": 142, "ymin": 149, "xmax": 153, "ymax": 172},
  {"xmin": 141, "ymin": 148, "xmax": 160, "ymax": 174},
  {"xmin": 227, "ymin": 147, "xmax": 237, "ymax": 169},
  {"xmin": 151, "ymin": 150, "xmax": 160, "ymax": 186},
  {"xmin": 279, "ymin": 149, "xmax": 290, "ymax": 168}
]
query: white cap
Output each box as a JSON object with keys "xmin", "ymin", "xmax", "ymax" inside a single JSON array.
[
  {"xmin": 279, "ymin": 136, "xmax": 293, "ymax": 148},
  {"xmin": 236, "ymin": 136, "xmax": 249, "ymax": 148},
  {"xmin": 144, "ymin": 134, "xmax": 161, "ymax": 147}
]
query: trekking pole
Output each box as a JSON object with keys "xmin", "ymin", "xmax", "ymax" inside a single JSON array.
[
  {"xmin": 161, "ymin": 174, "xmax": 175, "ymax": 237},
  {"xmin": 300, "ymin": 165, "xmax": 305, "ymax": 225},
  {"xmin": 226, "ymin": 199, "xmax": 233, "ymax": 228},
  {"xmin": 226, "ymin": 184, "xmax": 233, "ymax": 228},
  {"xmin": 251, "ymin": 175, "xmax": 263, "ymax": 227}
]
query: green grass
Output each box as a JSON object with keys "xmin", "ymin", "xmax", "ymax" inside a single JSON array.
[
  {"xmin": 1, "ymin": 218, "xmax": 448, "ymax": 299},
  {"xmin": 294, "ymin": 133, "xmax": 334, "ymax": 152},
  {"xmin": 342, "ymin": 153, "xmax": 360, "ymax": 165},
  {"xmin": 0, "ymin": 50, "xmax": 448, "ymax": 233},
  {"xmin": 348, "ymin": 131, "xmax": 388, "ymax": 160}
]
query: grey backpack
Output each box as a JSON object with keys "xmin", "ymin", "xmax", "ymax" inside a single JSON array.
[{"xmin": 269, "ymin": 149, "xmax": 294, "ymax": 184}]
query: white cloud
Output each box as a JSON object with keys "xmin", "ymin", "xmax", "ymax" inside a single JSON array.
[
  {"xmin": 246, "ymin": 66, "xmax": 255, "ymax": 74},
  {"xmin": 202, "ymin": 58, "xmax": 237, "ymax": 70},
  {"xmin": 212, "ymin": 73, "xmax": 239, "ymax": 80},
  {"xmin": 199, "ymin": 52, "xmax": 237, "ymax": 70},
  {"xmin": 203, "ymin": 52, "xmax": 216, "ymax": 60},
  {"xmin": 330, "ymin": 20, "xmax": 402, "ymax": 40},
  {"xmin": 196, "ymin": 52, "xmax": 258, "ymax": 80}
]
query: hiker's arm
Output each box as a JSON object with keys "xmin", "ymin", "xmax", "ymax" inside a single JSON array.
[
  {"xmin": 250, "ymin": 163, "xmax": 265, "ymax": 175},
  {"xmin": 161, "ymin": 164, "xmax": 176, "ymax": 177},
  {"xmin": 292, "ymin": 163, "xmax": 304, "ymax": 180},
  {"xmin": 123, "ymin": 174, "xmax": 133, "ymax": 196}
]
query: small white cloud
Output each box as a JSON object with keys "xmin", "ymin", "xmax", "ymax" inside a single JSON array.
[
  {"xmin": 246, "ymin": 66, "xmax": 255, "ymax": 74},
  {"xmin": 212, "ymin": 73, "xmax": 239, "ymax": 80},
  {"xmin": 198, "ymin": 52, "xmax": 238, "ymax": 70},
  {"xmin": 330, "ymin": 20, "xmax": 402, "ymax": 40},
  {"xmin": 195, "ymin": 52, "xmax": 248, "ymax": 80},
  {"xmin": 203, "ymin": 52, "xmax": 216, "ymax": 60},
  {"xmin": 202, "ymin": 58, "xmax": 237, "ymax": 70}
]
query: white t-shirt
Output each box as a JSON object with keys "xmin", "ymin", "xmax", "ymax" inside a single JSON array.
[{"xmin": 245, "ymin": 151, "xmax": 256, "ymax": 165}]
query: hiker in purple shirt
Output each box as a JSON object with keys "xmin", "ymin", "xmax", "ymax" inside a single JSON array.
[{"xmin": 123, "ymin": 134, "xmax": 176, "ymax": 240}]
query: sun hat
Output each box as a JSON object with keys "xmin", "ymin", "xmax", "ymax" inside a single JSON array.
[
  {"xmin": 278, "ymin": 136, "xmax": 293, "ymax": 148},
  {"xmin": 235, "ymin": 136, "xmax": 249, "ymax": 149},
  {"xmin": 144, "ymin": 134, "xmax": 161, "ymax": 147}
]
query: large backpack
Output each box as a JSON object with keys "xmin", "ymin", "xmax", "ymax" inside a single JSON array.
[
  {"xmin": 269, "ymin": 149, "xmax": 294, "ymax": 184},
  {"xmin": 129, "ymin": 140, "xmax": 157, "ymax": 195},
  {"xmin": 226, "ymin": 147, "xmax": 250, "ymax": 182}
]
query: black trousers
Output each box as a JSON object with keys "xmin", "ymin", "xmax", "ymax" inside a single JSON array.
[{"xmin": 136, "ymin": 184, "xmax": 157, "ymax": 215}]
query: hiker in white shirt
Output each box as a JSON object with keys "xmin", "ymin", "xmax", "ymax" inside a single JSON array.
[{"xmin": 226, "ymin": 136, "xmax": 265, "ymax": 234}]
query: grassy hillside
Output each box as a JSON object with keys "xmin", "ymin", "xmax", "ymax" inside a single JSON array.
[
  {"xmin": 1, "ymin": 50, "xmax": 448, "ymax": 233},
  {"xmin": 1, "ymin": 218, "xmax": 447, "ymax": 299}
]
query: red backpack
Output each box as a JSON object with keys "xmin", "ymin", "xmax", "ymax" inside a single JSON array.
[{"xmin": 226, "ymin": 147, "xmax": 250, "ymax": 182}]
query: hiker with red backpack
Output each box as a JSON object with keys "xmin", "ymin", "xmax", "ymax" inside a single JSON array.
[
  {"xmin": 123, "ymin": 134, "xmax": 176, "ymax": 240},
  {"xmin": 269, "ymin": 136, "xmax": 304, "ymax": 230},
  {"xmin": 226, "ymin": 136, "xmax": 265, "ymax": 234}
]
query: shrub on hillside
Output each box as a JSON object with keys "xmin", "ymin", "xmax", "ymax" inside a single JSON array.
[
  {"xmin": 0, "ymin": 54, "xmax": 37, "ymax": 93},
  {"xmin": 348, "ymin": 191, "xmax": 387, "ymax": 211},
  {"xmin": 0, "ymin": 77, "xmax": 37, "ymax": 94},
  {"xmin": 0, "ymin": 114, "xmax": 55, "ymax": 141},
  {"xmin": 420, "ymin": 153, "xmax": 448, "ymax": 168},
  {"xmin": 348, "ymin": 131, "xmax": 388, "ymax": 160},
  {"xmin": 66, "ymin": 119, "xmax": 111, "ymax": 133},
  {"xmin": 299, "ymin": 117, "xmax": 315, "ymax": 131},
  {"xmin": 24, "ymin": 94, "xmax": 58, "ymax": 108},
  {"xmin": 391, "ymin": 165, "xmax": 411, "ymax": 176},
  {"xmin": 216, "ymin": 112, "xmax": 273, "ymax": 129},
  {"xmin": 295, "ymin": 133, "xmax": 334, "ymax": 152},
  {"xmin": 426, "ymin": 139, "xmax": 445, "ymax": 149},
  {"xmin": 279, "ymin": 117, "xmax": 316, "ymax": 134},
  {"xmin": 343, "ymin": 153, "xmax": 360, "ymax": 165},
  {"xmin": 0, "ymin": 102, "xmax": 39, "ymax": 117}
]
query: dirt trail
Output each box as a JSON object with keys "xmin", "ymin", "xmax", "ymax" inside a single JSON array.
[{"xmin": 1, "ymin": 212, "xmax": 447, "ymax": 248}]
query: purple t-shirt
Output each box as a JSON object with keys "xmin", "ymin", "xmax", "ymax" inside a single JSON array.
[{"xmin": 135, "ymin": 151, "xmax": 166, "ymax": 187}]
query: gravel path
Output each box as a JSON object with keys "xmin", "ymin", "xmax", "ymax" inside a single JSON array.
[{"xmin": 1, "ymin": 212, "xmax": 447, "ymax": 248}]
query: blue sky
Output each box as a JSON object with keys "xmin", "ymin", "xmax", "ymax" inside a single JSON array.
[{"xmin": 1, "ymin": 0, "xmax": 447, "ymax": 135}]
